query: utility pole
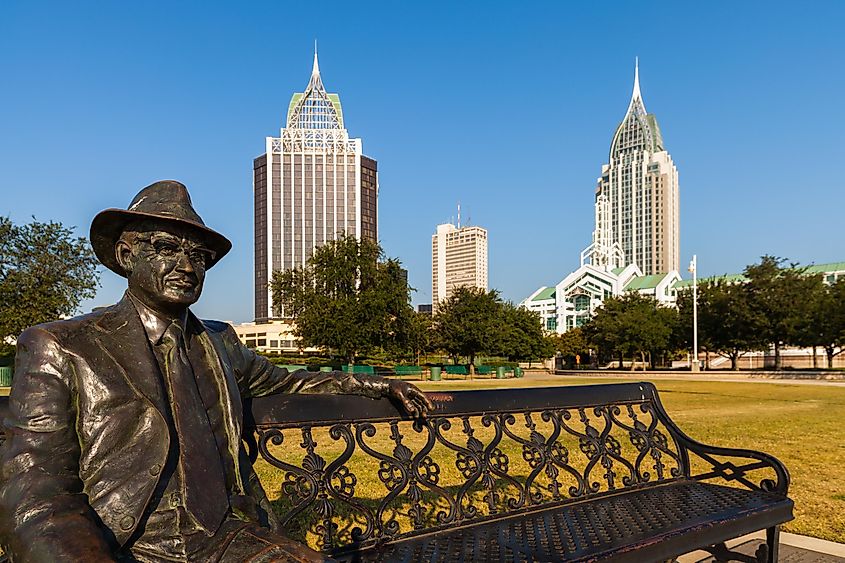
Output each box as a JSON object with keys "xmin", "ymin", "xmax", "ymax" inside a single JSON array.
[{"xmin": 689, "ymin": 255, "xmax": 699, "ymax": 371}]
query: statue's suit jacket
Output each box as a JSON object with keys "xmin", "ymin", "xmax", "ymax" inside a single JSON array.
[{"xmin": 0, "ymin": 296, "xmax": 385, "ymax": 562}]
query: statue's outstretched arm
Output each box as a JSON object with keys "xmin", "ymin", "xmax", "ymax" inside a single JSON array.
[{"xmin": 224, "ymin": 326, "xmax": 432, "ymax": 417}]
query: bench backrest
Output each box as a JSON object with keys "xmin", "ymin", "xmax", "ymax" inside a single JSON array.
[{"xmin": 243, "ymin": 382, "xmax": 687, "ymax": 555}]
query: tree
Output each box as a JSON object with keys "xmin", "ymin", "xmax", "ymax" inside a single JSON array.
[
  {"xmin": 495, "ymin": 302, "xmax": 553, "ymax": 366},
  {"xmin": 0, "ymin": 217, "xmax": 100, "ymax": 356},
  {"xmin": 584, "ymin": 293, "xmax": 675, "ymax": 370},
  {"xmin": 550, "ymin": 327, "xmax": 590, "ymax": 368},
  {"xmin": 799, "ymin": 277, "xmax": 845, "ymax": 369},
  {"xmin": 403, "ymin": 310, "xmax": 436, "ymax": 366},
  {"xmin": 745, "ymin": 256, "xmax": 815, "ymax": 369},
  {"xmin": 676, "ymin": 281, "xmax": 767, "ymax": 370},
  {"xmin": 270, "ymin": 235, "xmax": 413, "ymax": 364},
  {"xmin": 434, "ymin": 287, "xmax": 501, "ymax": 373},
  {"xmin": 791, "ymin": 274, "xmax": 827, "ymax": 368},
  {"xmin": 649, "ymin": 304, "xmax": 679, "ymax": 368},
  {"xmin": 674, "ymin": 282, "xmax": 712, "ymax": 366},
  {"xmin": 583, "ymin": 297, "xmax": 624, "ymax": 367}
]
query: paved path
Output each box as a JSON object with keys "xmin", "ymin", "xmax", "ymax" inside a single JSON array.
[
  {"xmin": 416, "ymin": 369, "xmax": 845, "ymax": 388},
  {"xmin": 679, "ymin": 531, "xmax": 845, "ymax": 562},
  {"xmin": 544, "ymin": 370, "xmax": 845, "ymax": 386}
]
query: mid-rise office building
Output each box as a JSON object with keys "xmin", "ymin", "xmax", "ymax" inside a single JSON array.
[
  {"xmin": 584, "ymin": 60, "xmax": 679, "ymax": 276},
  {"xmin": 431, "ymin": 222, "xmax": 488, "ymax": 311},
  {"xmin": 253, "ymin": 51, "xmax": 378, "ymax": 321},
  {"xmin": 232, "ymin": 320, "xmax": 318, "ymax": 355}
]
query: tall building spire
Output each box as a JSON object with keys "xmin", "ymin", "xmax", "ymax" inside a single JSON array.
[
  {"xmin": 626, "ymin": 57, "xmax": 646, "ymax": 115},
  {"xmin": 286, "ymin": 48, "xmax": 343, "ymax": 130},
  {"xmin": 611, "ymin": 58, "xmax": 663, "ymax": 157},
  {"xmin": 306, "ymin": 43, "xmax": 324, "ymax": 92}
]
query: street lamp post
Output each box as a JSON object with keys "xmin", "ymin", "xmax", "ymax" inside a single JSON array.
[{"xmin": 689, "ymin": 255, "xmax": 699, "ymax": 372}]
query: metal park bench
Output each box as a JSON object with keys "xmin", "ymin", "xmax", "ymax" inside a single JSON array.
[
  {"xmin": 441, "ymin": 365, "xmax": 504, "ymax": 378},
  {"xmin": 0, "ymin": 382, "xmax": 794, "ymax": 562},
  {"xmin": 342, "ymin": 364, "xmax": 376, "ymax": 375},
  {"xmin": 245, "ymin": 382, "xmax": 793, "ymax": 562},
  {"xmin": 393, "ymin": 365, "xmax": 423, "ymax": 377},
  {"xmin": 444, "ymin": 365, "xmax": 469, "ymax": 376}
]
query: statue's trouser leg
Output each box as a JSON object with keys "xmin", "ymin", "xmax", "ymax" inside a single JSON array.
[
  {"xmin": 120, "ymin": 515, "xmax": 332, "ymax": 562},
  {"xmin": 201, "ymin": 521, "xmax": 333, "ymax": 563}
]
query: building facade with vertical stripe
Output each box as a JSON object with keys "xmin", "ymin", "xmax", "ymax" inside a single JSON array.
[{"xmin": 253, "ymin": 52, "xmax": 378, "ymax": 321}]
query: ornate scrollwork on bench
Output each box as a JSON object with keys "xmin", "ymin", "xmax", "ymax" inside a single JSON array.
[{"xmin": 249, "ymin": 384, "xmax": 783, "ymax": 555}]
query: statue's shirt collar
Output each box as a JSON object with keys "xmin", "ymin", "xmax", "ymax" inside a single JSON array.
[{"xmin": 126, "ymin": 291, "xmax": 189, "ymax": 346}]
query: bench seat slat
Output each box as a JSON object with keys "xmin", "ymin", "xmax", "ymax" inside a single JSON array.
[{"xmin": 338, "ymin": 481, "xmax": 793, "ymax": 562}]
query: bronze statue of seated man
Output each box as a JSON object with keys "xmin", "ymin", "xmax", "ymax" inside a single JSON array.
[{"xmin": 0, "ymin": 180, "xmax": 432, "ymax": 562}]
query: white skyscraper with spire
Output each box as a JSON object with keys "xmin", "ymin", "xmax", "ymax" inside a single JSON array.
[
  {"xmin": 585, "ymin": 60, "xmax": 680, "ymax": 276},
  {"xmin": 253, "ymin": 50, "xmax": 378, "ymax": 321}
]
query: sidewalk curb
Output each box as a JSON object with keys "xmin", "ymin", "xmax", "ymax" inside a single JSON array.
[
  {"xmin": 782, "ymin": 531, "xmax": 845, "ymax": 557},
  {"xmin": 678, "ymin": 531, "xmax": 845, "ymax": 562}
]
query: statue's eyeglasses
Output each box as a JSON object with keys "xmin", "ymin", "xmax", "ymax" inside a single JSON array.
[{"xmin": 136, "ymin": 234, "xmax": 216, "ymax": 266}]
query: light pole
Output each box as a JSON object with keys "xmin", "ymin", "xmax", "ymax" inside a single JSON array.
[{"xmin": 689, "ymin": 255, "xmax": 699, "ymax": 371}]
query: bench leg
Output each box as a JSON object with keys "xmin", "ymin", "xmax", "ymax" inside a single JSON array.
[{"xmin": 766, "ymin": 525, "xmax": 780, "ymax": 563}]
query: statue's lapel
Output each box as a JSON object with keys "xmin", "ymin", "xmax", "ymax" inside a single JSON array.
[
  {"xmin": 188, "ymin": 314, "xmax": 243, "ymax": 438},
  {"xmin": 94, "ymin": 297, "xmax": 168, "ymax": 415}
]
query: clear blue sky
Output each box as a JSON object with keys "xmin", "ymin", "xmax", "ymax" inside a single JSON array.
[{"xmin": 2, "ymin": 1, "xmax": 843, "ymax": 322}]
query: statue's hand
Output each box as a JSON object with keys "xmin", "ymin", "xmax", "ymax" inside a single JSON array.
[{"xmin": 387, "ymin": 380, "xmax": 434, "ymax": 418}]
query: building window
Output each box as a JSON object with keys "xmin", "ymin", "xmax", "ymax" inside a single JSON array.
[
  {"xmin": 573, "ymin": 295, "xmax": 590, "ymax": 311},
  {"xmin": 546, "ymin": 317, "xmax": 557, "ymax": 331}
]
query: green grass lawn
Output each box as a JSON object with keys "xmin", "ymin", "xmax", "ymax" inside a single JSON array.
[{"xmin": 255, "ymin": 376, "xmax": 845, "ymax": 545}]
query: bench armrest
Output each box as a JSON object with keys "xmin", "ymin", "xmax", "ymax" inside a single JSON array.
[
  {"xmin": 646, "ymin": 386, "xmax": 790, "ymax": 495},
  {"xmin": 676, "ymin": 433, "xmax": 789, "ymax": 495}
]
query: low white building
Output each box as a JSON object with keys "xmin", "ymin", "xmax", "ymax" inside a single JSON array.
[
  {"xmin": 521, "ymin": 264, "xmax": 680, "ymax": 334},
  {"xmin": 232, "ymin": 320, "xmax": 319, "ymax": 355},
  {"xmin": 522, "ymin": 260, "xmax": 844, "ymax": 335}
]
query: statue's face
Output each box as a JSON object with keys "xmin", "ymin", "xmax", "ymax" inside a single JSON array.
[{"xmin": 116, "ymin": 221, "xmax": 215, "ymax": 315}]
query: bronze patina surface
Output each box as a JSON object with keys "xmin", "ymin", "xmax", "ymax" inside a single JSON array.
[{"xmin": 0, "ymin": 180, "xmax": 432, "ymax": 562}]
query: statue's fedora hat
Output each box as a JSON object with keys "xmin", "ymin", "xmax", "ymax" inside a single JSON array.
[{"xmin": 90, "ymin": 180, "xmax": 232, "ymax": 276}]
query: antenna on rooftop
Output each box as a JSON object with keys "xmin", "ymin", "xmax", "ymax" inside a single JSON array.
[{"xmin": 457, "ymin": 202, "xmax": 461, "ymax": 228}]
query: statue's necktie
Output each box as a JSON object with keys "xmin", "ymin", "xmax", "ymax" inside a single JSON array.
[{"xmin": 159, "ymin": 322, "xmax": 228, "ymax": 534}]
